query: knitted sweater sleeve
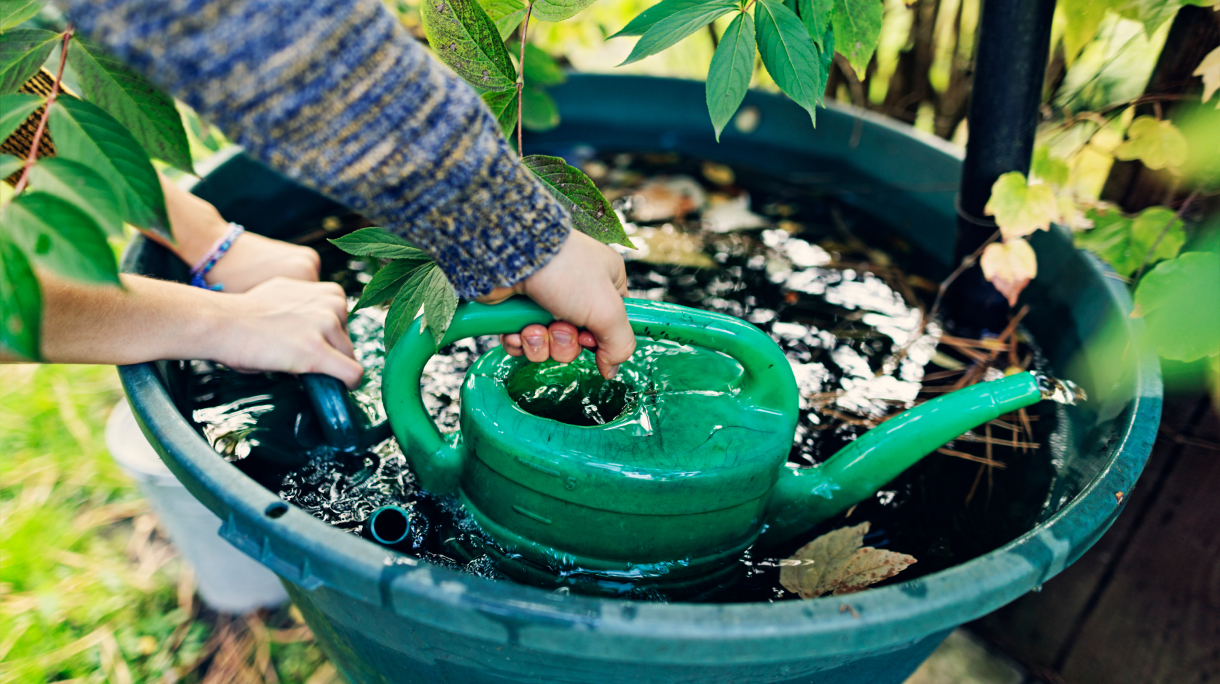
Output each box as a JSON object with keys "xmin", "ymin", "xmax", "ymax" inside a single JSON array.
[{"xmin": 56, "ymin": 0, "xmax": 571, "ymax": 298}]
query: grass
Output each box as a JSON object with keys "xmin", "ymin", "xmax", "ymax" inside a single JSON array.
[{"xmin": 0, "ymin": 365, "xmax": 334, "ymax": 684}]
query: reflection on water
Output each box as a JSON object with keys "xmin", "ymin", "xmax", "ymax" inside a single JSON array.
[{"xmin": 187, "ymin": 152, "xmax": 1061, "ymax": 603}]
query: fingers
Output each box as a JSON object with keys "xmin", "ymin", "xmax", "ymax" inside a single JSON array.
[
  {"xmin": 501, "ymin": 333, "xmax": 524, "ymax": 356},
  {"xmin": 520, "ymin": 324, "xmax": 550, "ymax": 363},
  {"xmin": 548, "ymin": 322, "xmax": 580, "ymax": 363},
  {"xmin": 312, "ymin": 344, "xmax": 365, "ymax": 389},
  {"xmin": 578, "ymin": 331, "xmax": 597, "ymax": 349},
  {"xmin": 586, "ymin": 298, "xmax": 635, "ymax": 379}
]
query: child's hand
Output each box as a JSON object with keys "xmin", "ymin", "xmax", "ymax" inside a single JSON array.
[{"xmin": 477, "ymin": 230, "xmax": 634, "ymax": 379}]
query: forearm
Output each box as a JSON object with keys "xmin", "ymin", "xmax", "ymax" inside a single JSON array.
[
  {"xmin": 57, "ymin": 0, "xmax": 570, "ymax": 298},
  {"xmin": 34, "ymin": 272, "xmax": 219, "ymax": 365}
]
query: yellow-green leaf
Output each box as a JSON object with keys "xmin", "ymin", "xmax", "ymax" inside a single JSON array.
[
  {"xmin": 1113, "ymin": 115, "xmax": 1188, "ymax": 171},
  {"xmin": 1073, "ymin": 205, "xmax": 1185, "ymax": 277},
  {"xmin": 1133, "ymin": 251, "xmax": 1220, "ymax": 362},
  {"xmin": 831, "ymin": 0, "xmax": 882, "ymax": 79},
  {"xmin": 984, "ymin": 171, "xmax": 1059, "ymax": 240},
  {"xmin": 1192, "ymin": 46, "xmax": 1220, "ymax": 108}
]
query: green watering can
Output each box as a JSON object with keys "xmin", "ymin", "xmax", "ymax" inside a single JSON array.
[{"xmin": 304, "ymin": 298, "xmax": 1049, "ymax": 597}]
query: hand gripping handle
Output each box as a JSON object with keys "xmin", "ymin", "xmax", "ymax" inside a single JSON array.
[{"xmin": 380, "ymin": 297, "xmax": 798, "ymax": 496}]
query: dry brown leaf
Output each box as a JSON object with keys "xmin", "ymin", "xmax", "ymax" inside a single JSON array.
[
  {"xmin": 779, "ymin": 522, "xmax": 917, "ymax": 599},
  {"xmin": 628, "ymin": 176, "xmax": 707, "ymax": 222},
  {"xmin": 980, "ymin": 238, "xmax": 1038, "ymax": 307}
]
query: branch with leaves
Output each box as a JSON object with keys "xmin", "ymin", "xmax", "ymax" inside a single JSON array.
[{"xmin": 0, "ymin": 4, "xmax": 194, "ymax": 360}]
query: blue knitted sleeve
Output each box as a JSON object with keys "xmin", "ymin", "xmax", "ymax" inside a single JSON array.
[{"xmin": 56, "ymin": 0, "xmax": 571, "ymax": 298}]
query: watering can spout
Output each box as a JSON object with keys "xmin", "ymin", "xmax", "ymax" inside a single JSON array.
[{"xmin": 758, "ymin": 371, "xmax": 1046, "ymax": 549}]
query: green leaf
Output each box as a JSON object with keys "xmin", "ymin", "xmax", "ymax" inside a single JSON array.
[
  {"xmin": 611, "ymin": 0, "xmax": 713, "ymax": 37},
  {"xmin": 0, "ymin": 0, "xmax": 43, "ymax": 31},
  {"xmin": 329, "ymin": 226, "xmax": 429, "ymax": 260},
  {"xmin": 69, "ymin": 39, "xmax": 194, "ymax": 173},
  {"xmin": 48, "ymin": 96, "xmax": 169, "ymax": 237},
  {"xmin": 831, "ymin": 0, "xmax": 882, "ymax": 79},
  {"xmin": 421, "ymin": 0, "xmax": 517, "ymax": 91},
  {"xmin": 1113, "ymin": 115, "xmax": 1188, "ymax": 171},
  {"xmin": 521, "ymin": 85, "xmax": 559, "ymax": 131},
  {"xmin": 1057, "ymin": 0, "xmax": 1113, "ymax": 65},
  {"xmin": 1031, "ymin": 145, "xmax": 1070, "ymax": 188},
  {"xmin": 1133, "ymin": 251, "xmax": 1220, "ymax": 362},
  {"xmin": 421, "ymin": 266, "xmax": 459, "ymax": 345},
  {"xmin": 755, "ymin": 0, "xmax": 822, "ymax": 126},
  {"xmin": 353, "ymin": 258, "xmax": 429, "ymax": 312},
  {"xmin": 384, "ymin": 263, "xmax": 437, "ymax": 349},
  {"xmin": 530, "ymin": 0, "xmax": 601, "ymax": 22},
  {"xmin": 0, "ymin": 152, "xmax": 20, "ymax": 177},
  {"xmin": 983, "ymin": 171, "xmax": 1058, "ymax": 240},
  {"xmin": 2, "ymin": 192, "xmax": 120, "ymax": 285},
  {"xmin": 520, "ymin": 43, "xmax": 567, "ymax": 87},
  {"xmin": 796, "ymin": 0, "xmax": 832, "ymax": 48},
  {"xmin": 25, "ymin": 157, "xmax": 124, "ymax": 237},
  {"xmin": 522, "ymin": 154, "xmax": 636, "ymax": 248},
  {"xmin": 0, "ymin": 91, "xmax": 39, "ymax": 141},
  {"xmin": 0, "ymin": 236, "xmax": 40, "ymax": 360},
  {"xmin": 0, "ymin": 29, "xmax": 58, "ymax": 95},
  {"xmin": 816, "ymin": 22, "xmax": 834, "ymax": 101},
  {"xmin": 478, "ymin": 0, "xmax": 527, "ymax": 39},
  {"xmin": 1074, "ymin": 206, "xmax": 1185, "ymax": 277},
  {"xmin": 481, "ymin": 88, "xmax": 519, "ymax": 138},
  {"xmin": 1116, "ymin": 0, "xmax": 1183, "ymax": 36},
  {"xmin": 620, "ymin": 0, "xmax": 739, "ymax": 65},
  {"xmin": 706, "ymin": 10, "xmax": 755, "ymax": 142}
]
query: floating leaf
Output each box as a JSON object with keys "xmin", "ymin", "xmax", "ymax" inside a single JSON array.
[
  {"xmin": 0, "ymin": 29, "xmax": 58, "ymax": 95},
  {"xmin": 0, "ymin": 0, "xmax": 43, "ymax": 30},
  {"xmin": 530, "ymin": 0, "xmax": 601, "ymax": 22},
  {"xmin": 631, "ymin": 225, "xmax": 717, "ymax": 268},
  {"xmin": 2, "ymin": 192, "xmax": 120, "ymax": 285},
  {"xmin": 0, "ymin": 92, "xmax": 40, "ymax": 141},
  {"xmin": 353, "ymin": 258, "xmax": 428, "ymax": 312},
  {"xmin": 755, "ymin": 0, "xmax": 822, "ymax": 126},
  {"xmin": 629, "ymin": 176, "xmax": 707, "ymax": 222},
  {"xmin": 522, "ymin": 154, "xmax": 636, "ymax": 248},
  {"xmin": 980, "ymin": 238, "xmax": 1038, "ymax": 307},
  {"xmin": 706, "ymin": 10, "xmax": 755, "ymax": 142},
  {"xmin": 779, "ymin": 522, "xmax": 916, "ymax": 598},
  {"xmin": 0, "ymin": 236, "xmax": 40, "ymax": 359},
  {"xmin": 48, "ymin": 96, "xmax": 169, "ymax": 237},
  {"xmin": 796, "ymin": 0, "xmax": 832, "ymax": 48},
  {"xmin": 1133, "ymin": 251, "xmax": 1220, "ymax": 362},
  {"xmin": 478, "ymin": 0, "xmax": 527, "ymax": 39},
  {"xmin": 984, "ymin": 171, "xmax": 1058, "ymax": 240},
  {"xmin": 69, "ymin": 39, "xmax": 194, "ymax": 173},
  {"xmin": 329, "ymin": 226, "xmax": 429, "ymax": 260},
  {"xmin": 831, "ymin": 0, "xmax": 882, "ymax": 79},
  {"xmin": 1194, "ymin": 46, "xmax": 1220, "ymax": 107},
  {"xmin": 481, "ymin": 88, "xmax": 518, "ymax": 138},
  {"xmin": 521, "ymin": 85, "xmax": 559, "ymax": 131},
  {"xmin": 620, "ymin": 0, "xmax": 739, "ymax": 65},
  {"xmin": 421, "ymin": 0, "xmax": 517, "ymax": 91},
  {"xmin": 25, "ymin": 157, "xmax": 124, "ymax": 237},
  {"xmin": 421, "ymin": 266, "xmax": 459, "ymax": 345},
  {"xmin": 1113, "ymin": 116, "xmax": 1188, "ymax": 171},
  {"xmin": 384, "ymin": 263, "xmax": 436, "ymax": 349}
]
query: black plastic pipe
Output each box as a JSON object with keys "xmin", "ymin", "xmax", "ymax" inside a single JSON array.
[{"xmin": 947, "ymin": 0, "xmax": 1056, "ymax": 332}]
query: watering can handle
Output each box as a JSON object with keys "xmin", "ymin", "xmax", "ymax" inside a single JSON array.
[{"xmin": 380, "ymin": 297, "xmax": 797, "ymax": 496}]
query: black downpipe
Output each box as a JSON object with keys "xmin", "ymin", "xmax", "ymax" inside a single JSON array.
[{"xmin": 947, "ymin": 0, "xmax": 1056, "ymax": 333}]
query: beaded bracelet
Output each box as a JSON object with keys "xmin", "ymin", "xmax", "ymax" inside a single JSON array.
[{"xmin": 189, "ymin": 223, "xmax": 245, "ymax": 291}]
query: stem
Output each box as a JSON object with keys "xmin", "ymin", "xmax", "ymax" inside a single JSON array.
[
  {"xmin": 12, "ymin": 29, "xmax": 72, "ymax": 197},
  {"xmin": 516, "ymin": 4, "xmax": 533, "ymax": 158},
  {"xmin": 929, "ymin": 228, "xmax": 1001, "ymax": 322},
  {"xmin": 1133, "ymin": 188, "xmax": 1199, "ymax": 282}
]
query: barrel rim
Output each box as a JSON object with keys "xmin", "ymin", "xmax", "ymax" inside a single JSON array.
[{"xmin": 119, "ymin": 74, "xmax": 1161, "ymax": 659}]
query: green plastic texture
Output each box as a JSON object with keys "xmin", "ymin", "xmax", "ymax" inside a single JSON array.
[
  {"xmin": 381, "ymin": 297, "xmax": 1043, "ymax": 591},
  {"xmin": 118, "ymin": 76, "xmax": 1162, "ymax": 684}
]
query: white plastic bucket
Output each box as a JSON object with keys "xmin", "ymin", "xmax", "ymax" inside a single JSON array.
[{"xmin": 105, "ymin": 400, "xmax": 289, "ymax": 613}]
